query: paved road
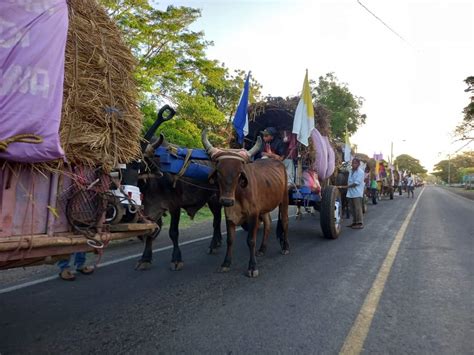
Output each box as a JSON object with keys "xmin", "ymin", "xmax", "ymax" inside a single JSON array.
[{"xmin": 0, "ymin": 186, "xmax": 472, "ymax": 354}]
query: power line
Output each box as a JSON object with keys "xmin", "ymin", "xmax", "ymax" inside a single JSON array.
[
  {"xmin": 356, "ymin": 0, "xmax": 413, "ymax": 47},
  {"xmin": 454, "ymin": 139, "xmax": 474, "ymax": 154}
]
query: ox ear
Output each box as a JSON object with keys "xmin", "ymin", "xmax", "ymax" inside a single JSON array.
[{"xmin": 239, "ymin": 172, "xmax": 248, "ymax": 188}]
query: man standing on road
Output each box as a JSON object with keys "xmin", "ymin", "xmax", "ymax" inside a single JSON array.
[
  {"xmin": 398, "ymin": 173, "xmax": 403, "ymax": 195},
  {"xmin": 406, "ymin": 173, "xmax": 415, "ymax": 198},
  {"xmin": 346, "ymin": 158, "xmax": 365, "ymax": 229}
]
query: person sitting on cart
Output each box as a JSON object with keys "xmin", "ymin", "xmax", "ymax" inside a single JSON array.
[{"xmin": 257, "ymin": 127, "xmax": 285, "ymax": 161}]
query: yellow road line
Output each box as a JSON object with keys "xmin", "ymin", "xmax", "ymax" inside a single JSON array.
[{"xmin": 340, "ymin": 187, "xmax": 426, "ymax": 355}]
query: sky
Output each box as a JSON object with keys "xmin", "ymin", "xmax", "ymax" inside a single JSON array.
[{"xmin": 156, "ymin": 0, "xmax": 473, "ymax": 172}]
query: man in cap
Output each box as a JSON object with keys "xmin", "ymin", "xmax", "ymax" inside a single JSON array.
[{"xmin": 258, "ymin": 127, "xmax": 285, "ymax": 161}]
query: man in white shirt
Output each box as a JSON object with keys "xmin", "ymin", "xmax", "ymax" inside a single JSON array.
[
  {"xmin": 406, "ymin": 173, "xmax": 414, "ymax": 198},
  {"xmin": 346, "ymin": 158, "xmax": 365, "ymax": 229}
]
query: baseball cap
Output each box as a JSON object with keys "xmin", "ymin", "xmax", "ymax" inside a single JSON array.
[{"xmin": 261, "ymin": 127, "xmax": 277, "ymax": 136}]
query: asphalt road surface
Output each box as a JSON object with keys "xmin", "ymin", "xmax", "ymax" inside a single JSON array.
[{"xmin": 0, "ymin": 186, "xmax": 473, "ymax": 354}]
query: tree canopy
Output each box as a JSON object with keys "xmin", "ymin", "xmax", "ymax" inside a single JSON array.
[
  {"xmin": 99, "ymin": 1, "xmax": 365, "ymax": 148},
  {"xmin": 394, "ymin": 154, "xmax": 427, "ymax": 175},
  {"xmin": 311, "ymin": 73, "xmax": 366, "ymax": 141},
  {"xmin": 454, "ymin": 76, "xmax": 474, "ymax": 141},
  {"xmin": 433, "ymin": 151, "xmax": 474, "ymax": 183},
  {"xmin": 99, "ymin": 0, "xmax": 261, "ymax": 147}
]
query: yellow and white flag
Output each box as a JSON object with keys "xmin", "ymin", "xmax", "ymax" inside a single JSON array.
[
  {"xmin": 292, "ymin": 70, "xmax": 315, "ymax": 146},
  {"xmin": 344, "ymin": 127, "xmax": 351, "ymax": 162}
]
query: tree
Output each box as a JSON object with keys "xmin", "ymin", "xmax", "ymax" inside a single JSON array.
[
  {"xmin": 101, "ymin": 1, "xmax": 214, "ymax": 98},
  {"xmin": 432, "ymin": 151, "xmax": 474, "ymax": 183},
  {"xmin": 99, "ymin": 0, "xmax": 263, "ymax": 147},
  {"xmin": 311, "ymin": 73, "xmax": 366, "ymax": 140},
  {"xmin": 202, "ymin": 69, "xmax": 262, "ymax": 118},
  {"xmin": 394, "ymin": 154, "xmax": 427, "ymax": 175},
  {"xmin": 454, "ymin": 76, "xmax": 474, "ymax": 140}
]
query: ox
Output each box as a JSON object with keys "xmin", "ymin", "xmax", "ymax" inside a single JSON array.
[
  {"xmin": 136, "ymin": 135, "xmax": 223, "ymax": 271},
  {"xmin": 202, "ymin": 131, "xmax": 289, "ymax": 278}
]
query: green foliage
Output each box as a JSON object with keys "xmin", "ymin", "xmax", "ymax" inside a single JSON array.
[
  {"xmin": 454, "ymin": 76, "xmax": 474, "ymax": 140},
  {"xmin": 99, "ymin": 2, "xmax": 362, "ymax": 148},
  {"xmin": 311, "ymin": 73, "xmax": 366, "ymax": 140},
  {"xmin": 202, "ymin": 69, "xmax": 262, "ymax": 117},
  {"xmin": 141, "ymin": 100, "xmax": 202, "ymax": 147},
  {"xmin": 394, "ymin": 154, "xmax": 427, "ymax": 175},
  {"xmin": 433, "ymin": 151, "xmax": 474, "ymax": 183},
  {"xmin": 99, "ymin": 0, "xmax": 263, "ymax": 147},
  {"xmin": 102, "ymin": 1, "xmax": 212, "ymax": 97}
]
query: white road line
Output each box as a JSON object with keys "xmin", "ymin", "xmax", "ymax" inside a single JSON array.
[
  {"xmin": 339, "ymin": 187, "xmax": 426, "ymax": 355},
  {"xmin": 0, "ymin": 215, "xmax": 295, "ymax": 295}
]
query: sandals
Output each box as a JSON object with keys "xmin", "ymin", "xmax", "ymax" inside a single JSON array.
[
  {"xmin": 59, "ymin": 266, "xmax": 94, "ymax": 281},
  {"xmin": 59, "ymin": 269, "xmax": 76, "ymax": 281},
  {"xmin": 76, "ymin": 266, "xmax": 95, "ymax": 275}
]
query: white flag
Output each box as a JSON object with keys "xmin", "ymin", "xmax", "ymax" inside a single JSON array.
[{"xmin": 292, "ymin": 70, "xmax": 315, "ymax": 146}]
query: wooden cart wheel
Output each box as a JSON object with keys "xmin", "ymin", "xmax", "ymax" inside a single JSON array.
[{"xmin": 320, "ymin": 185, "xmax": 342, "ymax": 239}]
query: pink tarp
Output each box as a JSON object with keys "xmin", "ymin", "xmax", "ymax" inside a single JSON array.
[
  {"xmin": 311, "ymin": 129, "xmax": 335, "ymax": 180},
  {"xmin": 0, "ymin": 0, "xmax": 67, "ymax": 163}
]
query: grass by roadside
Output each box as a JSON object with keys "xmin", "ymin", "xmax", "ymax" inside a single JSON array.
[{"xmin": 162, "ymin": 207, "xmax": 218, "ymax": 228}]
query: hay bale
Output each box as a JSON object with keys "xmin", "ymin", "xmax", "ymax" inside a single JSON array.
[{"xmin": 60, "ymin": 0, "xmax": 142, "ymax": 171}]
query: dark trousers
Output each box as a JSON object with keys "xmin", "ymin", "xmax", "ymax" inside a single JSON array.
[
  {"xmin": 349, "ymin": 197, "xmax": 363, "ymax": 225},
  {"xmin": 371, "ymin": 188, "xmax": 378, "ymax": 204}
]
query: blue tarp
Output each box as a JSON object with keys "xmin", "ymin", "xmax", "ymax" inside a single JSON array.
[{"xmin": 154, "ymin": 147, "xmax": 212, "ymax": 181}]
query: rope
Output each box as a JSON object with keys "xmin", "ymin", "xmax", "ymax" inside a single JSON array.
[
  {"xmin": 173, "ymin": 177, "xmax": 219, "ymax": 192},
  {"xmin": 0, "ymin": 134, "xmax": 43, "ymax": 152},
  {"xmin": 173, "ymin": 148, "xmax": 193, "ymax": 188}
]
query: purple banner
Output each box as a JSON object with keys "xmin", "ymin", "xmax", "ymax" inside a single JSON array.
[{"xmin": 0, "ymin": 0, "xmax": 67, "ymax": 163}]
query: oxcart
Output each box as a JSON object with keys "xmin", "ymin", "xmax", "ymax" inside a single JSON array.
[
  {"xmin": 0, "ymin": 1, "xmax": 159, "ymax": 269},
  {"xmin": 151, "ymin": 101, "xmax": 344, "ymax": 240},
  {"xmin": 0, "ymin": 164, "xmax": 158, "ymax": 270}
]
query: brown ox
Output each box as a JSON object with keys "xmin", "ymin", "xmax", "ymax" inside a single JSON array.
[{"xmin": 202, "ymin": 131, "xmax": 289, "ymax": 278}]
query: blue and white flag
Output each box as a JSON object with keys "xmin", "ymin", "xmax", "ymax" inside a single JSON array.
[{"xmin": 233, "ymin": 72, "xmax": 251, "ymax": 144}]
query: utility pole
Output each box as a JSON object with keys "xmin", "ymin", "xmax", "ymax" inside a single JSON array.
[{"xmin": 448, "ymin": 154, "xmax": 451, "ymax": 186}]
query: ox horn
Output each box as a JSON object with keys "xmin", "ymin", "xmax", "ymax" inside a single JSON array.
[
  {"xmin": 144, "ymin": 133, "xmax": 165, "ymax": 158},
  {"xmin": 201, "ymin": 129, "xmax": 214, "ymax": 152},
  {"xmin": 151, "ymin": 133, "xmax": 165, "ymax": 150},
  {"xmin": 247, "ymin": 136, "xmax": 262, "ymax": 158}
]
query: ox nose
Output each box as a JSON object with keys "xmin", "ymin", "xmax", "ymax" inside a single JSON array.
[{"xmin": 220, "ymin": 198, "xmax": 234, "ymax": 207}]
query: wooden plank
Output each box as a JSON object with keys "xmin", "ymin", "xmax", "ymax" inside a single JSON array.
[
  {"xmin": 108, "ymin": 223, "xmax": 157, "ymax": 232},
  {"xmin": 0, "ymin": 229, "xmax": 154, "ymax": 256}
]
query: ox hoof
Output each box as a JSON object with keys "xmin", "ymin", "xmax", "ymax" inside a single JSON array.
[
  {"xmin": 135, "ymin": 261, "xmax": 152, "ymax": 271},
  {"xmin": 281, "ymin": 249, "xmax": 290, "ymax": 255},
  {"xmin": 218, "ymin": 266, "xmax": 231, "ymax": 273},
  {"xmin": 170, "ymin": 262, "xmax": 184, "ymax": 271},
  {"xmin": 247, "ymin": 269, "xmax": 259, "ymax": 278},
  {"xmin": 208, "ymin": 247, "xmax": 219, "ymax": 255},
  {"xmin": 256, "ymin": 251, "xmax": 265, "ymax": 257}
]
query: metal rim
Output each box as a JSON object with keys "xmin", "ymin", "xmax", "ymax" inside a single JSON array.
[
  {"xmin": 334, "ymin": 197, "xmax": 342, "ymax": 231},
  {"xmin": 105, "ymin": 204, "xmax": 118, "ymax": 222}
]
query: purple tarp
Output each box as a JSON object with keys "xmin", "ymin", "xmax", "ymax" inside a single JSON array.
[
  {"xmin": 0, "ymin": 0, "xmax": 67, "ymax": 163},
  {"xmin": 311, "ymin": 129, "xmax": 335, "ymax": 180}
]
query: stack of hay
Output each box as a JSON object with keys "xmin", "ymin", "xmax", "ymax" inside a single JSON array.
[{"xmin": 60, "ymin": 0, "xmax": 142, "ymax": 171}]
